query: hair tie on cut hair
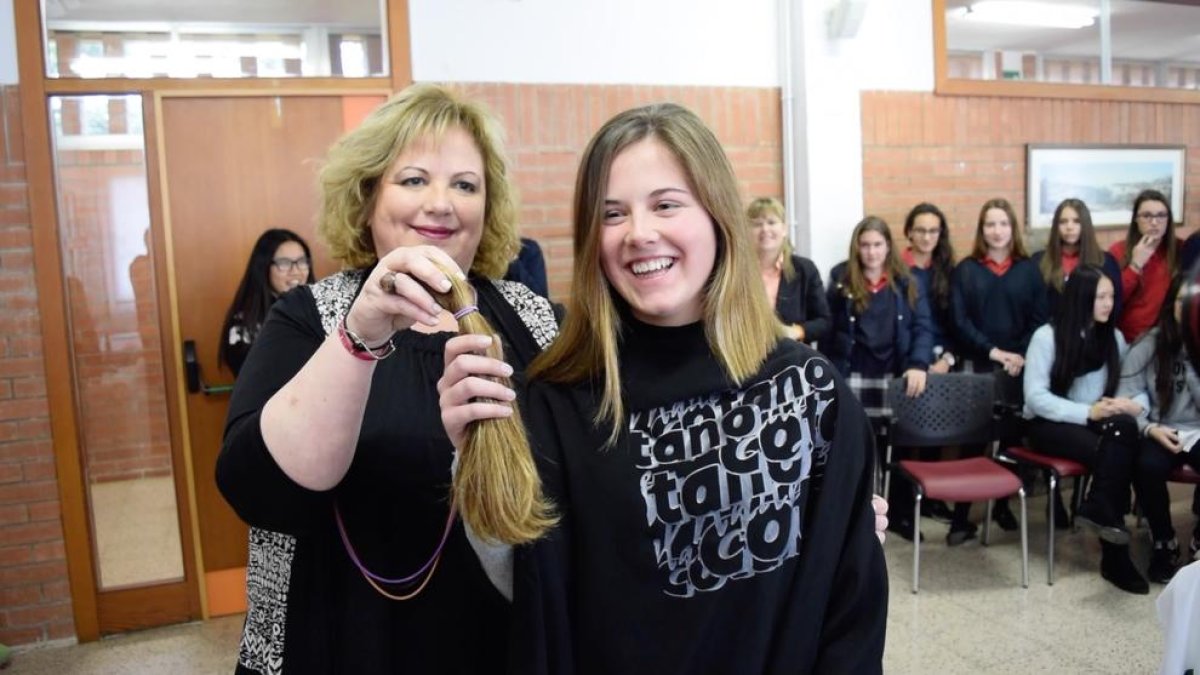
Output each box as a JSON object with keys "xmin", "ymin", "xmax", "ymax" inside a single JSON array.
[{"xmin": 422, "ymin": 262, "xmax": 556, "ymax": 545}]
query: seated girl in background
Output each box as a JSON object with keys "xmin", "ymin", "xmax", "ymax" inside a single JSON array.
[
  {"xmin": 1023, "ymin": 265, "xmax": 1148, "ymax": 594},
  {"xmin": 748, "ymin": 196, "xmax": 831, "ymax": 344},
  {"xmin": 218, "ymin": 228, "xmax": 315, "ymax": 375},
  {"xmin": 826, "ymin": 216, "xmax": 934, "ymax": 541},
  {"xmin": 1032, "ymin": 198, "xmax": 1122, "ymax": 321},
  {"xmin": 1117, "ymin": 275, "xmax": 1200, "ymax": 579},
  {"xmin": 948, "ymin": 197, "xmax": 1047, "ymax": 543}
]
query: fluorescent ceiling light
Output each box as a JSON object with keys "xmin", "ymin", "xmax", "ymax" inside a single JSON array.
[{"xmin": 950, "ymin": 1, "xmax": 1099, "ymax": 29}]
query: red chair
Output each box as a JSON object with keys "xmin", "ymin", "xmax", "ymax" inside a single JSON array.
[
  {"xmin": 888, "ymin": 372, "xmax": 1030, "ymax": 593},
  {"xmin": 998, "ymin": 446, "xmax": 1089, "ymax": 584},
  {"xmin": 1169, "ymin": 464, "xmax": 1200, "ymax": 485}
]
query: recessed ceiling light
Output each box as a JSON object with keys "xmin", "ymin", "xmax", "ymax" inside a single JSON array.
[{"xmin": 949, "ymin": 1, "xmax": 1099, "ymax": 29}]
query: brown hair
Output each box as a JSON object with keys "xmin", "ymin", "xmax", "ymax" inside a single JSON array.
[
  {"xmin": 317, "ymin": 83, "xmax": 519, "ymax": 278},
  {"xmin": 1122, "ymin": 189, "xmax": 1177, "ymax": 274},
  {"xmin": 746, "ymin": 196, "xmax": 795, "ymax": 281},
  {"xmin": 971, "ymin": 198, "xmax": 1029, "ymax": 261},
  {"xmin": 433, "ymin": 268, "xmax": 555, "ymax": 545},
  {"xmin": 1039, "ymin": 198, "xmax": 1104, "ymax": 292},
  {"xmin": 529, "ymin": 103, "xmax": 782, "ymax": 444},
  {"xmin": 843, "ymin": 216, "xmax": 918, "ymax": 314}
]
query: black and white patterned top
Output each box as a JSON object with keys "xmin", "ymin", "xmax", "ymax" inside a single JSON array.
[{"xmin": 217, "ymin": 269, "xmax": 558, "ymax": 675}]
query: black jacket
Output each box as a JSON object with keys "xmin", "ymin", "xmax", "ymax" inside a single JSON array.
[
  {"xmin": 824, "ymin": 262, "xmax": 934, "ymax": 376},
  {"xmin": 773, "ymin": 254, "xmax": 832, "ymax": 344}
]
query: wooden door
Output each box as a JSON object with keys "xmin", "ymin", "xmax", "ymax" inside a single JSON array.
[{"xmin": 159, "ymin": 94, "xmax": 384, "ymax": 614}]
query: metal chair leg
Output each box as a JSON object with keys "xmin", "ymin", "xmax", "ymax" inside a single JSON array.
[
  {"xmin": 883, "ymin": 439, "xmax": 893, "ymax": 502},
  {"xmin": 1048, "ymin": 473, "xmax": 1058, "ymax": 585},
  {"xmin": 912, "ymin": 491, "xmax": 923, "ymax": 594},
  {"xmin": 1018, "ymin": 487, "xmax": 1029, "ymax": 588},
  {"xmin": 983, "ymin": 499, "xmax": 993, "ymax": 546}
]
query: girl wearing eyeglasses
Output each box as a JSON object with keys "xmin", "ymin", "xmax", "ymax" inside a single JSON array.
[
  {"xmin": 1110, "ymin": 189, "xmax": 1180, "ymax": 343},
  {"xmin": 218, "ymin": 228, "xmax": 315, "ymax": 375}
]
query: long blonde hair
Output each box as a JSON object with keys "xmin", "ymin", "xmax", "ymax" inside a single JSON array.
[
  {"xmin": 529, "ymin": 103, "xmax": 782, "ymax": 444},
  {"xmin": 318, "ymin": 83, "xmax": 519, "ymax": 277},
  {"xmin": 746, "ymin": 196, "xmax": 795, "ymax": 281},
  {"xmin": 435, "ymin": 269, "xmax": 555, "ymax": 545}
]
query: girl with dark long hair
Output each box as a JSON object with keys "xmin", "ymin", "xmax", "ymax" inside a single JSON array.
[
  {"xmin": 1111, "ymin": 189, "xmax": 1181, "ymax": 342},
  {"xmin": 218, "ymin": 228, "xmax": 315, "ymax": 374},
  {"xmin": 1023, "ymin": 265, "xmax": 1148, "ymax": 593},
  {"xmin": 903, "ymin": 203, "xmax": 956, "ymax": 374},
  {"xmin": 1117, "ymin": 275, "xmax": 1200, "ymax": 581},
  {"xmin": 1033, "ymin": 198, "xmax": 1122, "ymax": 320}
]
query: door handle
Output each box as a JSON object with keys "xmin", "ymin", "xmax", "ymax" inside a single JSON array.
[{"xmin": 183, "ymin": 340, "xmax": 234, "ymax": 395}]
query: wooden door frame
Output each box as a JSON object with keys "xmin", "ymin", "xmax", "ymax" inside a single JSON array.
[{"xmin": 15, "ymin": 0, "xmax": 410, "ymax": 642}]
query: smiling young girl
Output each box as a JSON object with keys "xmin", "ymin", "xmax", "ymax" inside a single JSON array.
[{"xmin": 440, "ymin": 103, "xmax": 886, "ymax": 674}]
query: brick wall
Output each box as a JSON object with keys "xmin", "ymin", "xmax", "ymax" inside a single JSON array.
[
  {"xmin": 454, "ymin": 83, "xmax": 785, "ymax": 300},
  {"xmin": 0, "ymin": 85, "xmax": 75, "ymax": 646},
  {"xmin": 861, "ymin": 91, "xmax": 1200, "ymax": 255},
  {"xmin": 56, "ymin": 150, "xmax": 171, "ymax": 483}
]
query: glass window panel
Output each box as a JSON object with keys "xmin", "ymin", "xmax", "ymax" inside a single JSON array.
[
  {"xmin": 48, "ymin": 94, "xmax": 186, "ymax": 589},
  {"xmin": 945, "ymin": 0, "xmax": 1200, "ymax": 91},
  {"xmin": 43, "ymin": 0, "xmax": 385, "ymax": 79}
]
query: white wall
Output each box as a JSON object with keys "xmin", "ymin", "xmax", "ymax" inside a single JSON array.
[
  {"xmin": 0, "ymin": 0, "xmax": 17, "ymax": 84},
  {"xmin": 409, "ymin": 0, "xmax": 779, "ymax": 87},
  {"xmin": 786, "ymin": 0, "xmax": 934, "ymax": 277}
]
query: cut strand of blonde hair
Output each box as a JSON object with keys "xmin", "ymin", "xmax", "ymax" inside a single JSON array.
[{"xmin": 432, "ymin": 266, "xmax": 556, "ymax": 545}]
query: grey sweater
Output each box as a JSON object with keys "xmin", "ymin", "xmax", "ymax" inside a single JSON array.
[{"xmin": 1116, "ymin": 327, "xmax": 1200, "ymax": 433}]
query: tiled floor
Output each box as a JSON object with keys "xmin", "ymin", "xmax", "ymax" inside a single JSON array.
[{"xmin": 7, "ymin": 488, "xmax": 1196, "ymax": 674}]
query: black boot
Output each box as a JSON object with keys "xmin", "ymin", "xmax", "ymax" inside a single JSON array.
[
  {"xmin": 1075, "ymin": 497, "xmax": 1130, "ymax": 544},
  {"xmin": 946, "ymin": 502, "xmax": 978, "ymax": 546},
  {"xmin": 1099, "ymin": 541, "xmax": 1149, "ymax": 594},
  {"xmin": 1147, "ymin": 538, "xmax": 1180, "ymax": 584},
  {"xmin": 990, "ymin": 498, "xmax": 1018, "ymax": 532}
]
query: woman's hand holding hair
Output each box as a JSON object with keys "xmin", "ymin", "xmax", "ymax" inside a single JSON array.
[
  {"xmin": 903, "ymin": 368, "xmax": 927, "ymax": 398},
  {"xmin": 345, "ymin": 245, "xmax": 466, "ymax": 344},
  {"xmin": 438, "ymin": 334, "xmax": 517, "ymax": 451}
]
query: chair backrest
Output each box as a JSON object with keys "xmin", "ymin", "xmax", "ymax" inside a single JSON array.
[{"xmin": 887, "ymin": 372, "xmax": 995, "ymax": 447}]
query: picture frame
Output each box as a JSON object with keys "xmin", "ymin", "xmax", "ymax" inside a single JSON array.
[{"xmin": 1026, "ymin": 144, "xmax": 1186, "ymax": 230}]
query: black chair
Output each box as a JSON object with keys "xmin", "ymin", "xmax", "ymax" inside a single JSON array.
[{"xmin": 887, "ymin": 372, "xmax": 1029, "ymax": 593}]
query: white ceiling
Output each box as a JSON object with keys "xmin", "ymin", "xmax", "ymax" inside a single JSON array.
[
  {"xmin": 946, "ymin": 0, "xmax": 1200, "ymax": 62},
  {"xmin": 42, "ymin": 0, "xmax": 381, "ymax": 26}
]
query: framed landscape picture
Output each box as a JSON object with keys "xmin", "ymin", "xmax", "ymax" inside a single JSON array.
[{"xmin": 1026, "ymin": 144, "xmax": 1186, "ymax": 230}]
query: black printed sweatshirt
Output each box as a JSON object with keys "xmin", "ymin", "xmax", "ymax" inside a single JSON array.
[{"xmin": 509, "ymin": 318, "xmax": 888, "ymax": 675}]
